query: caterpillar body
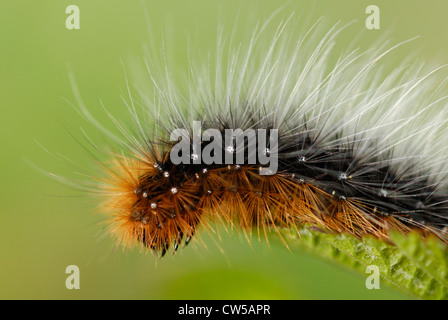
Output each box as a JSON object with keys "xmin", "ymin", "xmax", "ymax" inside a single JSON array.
[{"xmin": 88, "ymin": 19, "xmax": 448, "ymax": 257}]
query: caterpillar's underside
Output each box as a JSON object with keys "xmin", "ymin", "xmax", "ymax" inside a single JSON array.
[{"xmin": 104, "ymin": 125, "xmax": 448, "ymax": 256}]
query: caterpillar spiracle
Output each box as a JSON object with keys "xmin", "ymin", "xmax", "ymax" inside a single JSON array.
[{"xmin": 73, "ymin": 17, "xmax": 448, "ymax": 257}]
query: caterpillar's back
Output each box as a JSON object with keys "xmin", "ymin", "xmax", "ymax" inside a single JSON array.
[{"xmin": 91, "ymin": 18, "xmax": 448, "ymax": 256}]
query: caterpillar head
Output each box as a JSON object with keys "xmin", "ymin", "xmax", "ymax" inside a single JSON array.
[{"xmin": 103, "ymin": 153, "xmax": 202, "ymax": 256}]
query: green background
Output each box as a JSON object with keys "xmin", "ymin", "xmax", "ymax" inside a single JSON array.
[{"xmin": 1, "ymin": 0, "xmax": 447, "ymax": 299}]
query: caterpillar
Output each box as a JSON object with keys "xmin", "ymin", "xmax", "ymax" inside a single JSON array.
[{"xmin": 81, "ymin": 17, "xmax": 448, "ymax": 257}]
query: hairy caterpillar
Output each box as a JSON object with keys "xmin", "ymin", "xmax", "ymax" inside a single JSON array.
[{"xmin": 76, "ymin": 16, "xmax": 448, "ymax": 257}]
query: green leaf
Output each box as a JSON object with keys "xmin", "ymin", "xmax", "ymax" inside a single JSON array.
[{"xmin": 273, "ymin": 227, "xmax": 448, "ymax": 300}]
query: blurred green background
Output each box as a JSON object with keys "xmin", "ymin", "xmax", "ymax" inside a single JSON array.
[{"xmin": 1, "ymin": 0, "xmax": 447, "ymax": 300}]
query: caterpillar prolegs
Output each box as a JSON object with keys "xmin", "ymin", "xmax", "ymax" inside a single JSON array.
[{"xmin": 95, "ymin": 20, "xmax": 448, "ymax": 256}]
